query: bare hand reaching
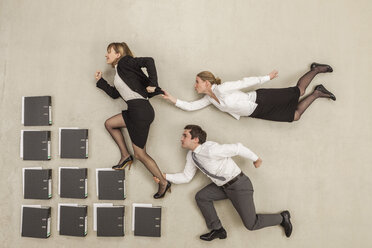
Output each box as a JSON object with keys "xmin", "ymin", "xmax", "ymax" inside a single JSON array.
[
  {"xmin": 161, "ymin": 90, "xmax": 177, "ymax": 104},
  {"xmin": 269, "ymin": 70, "xmax": 278, "ymax": 80}
]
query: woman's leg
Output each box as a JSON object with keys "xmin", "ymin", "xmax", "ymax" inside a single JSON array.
[
  {"xmin": 104, "ymin": 113, "xmax": 130, "ymax": 164},
  {"xmin": 296, "ymin": 64, "xmax": 332, "ymax": 96},
  {"xmin": 132, "ymin": 144, "xmax": 168, "ymax": 193},
  {"xmin": 293, "ymin": 87, "xmax": 335, "ymax": 121}
]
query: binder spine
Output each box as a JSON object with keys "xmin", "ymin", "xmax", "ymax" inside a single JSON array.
[{"xmin": 47, "ymin": 131, "xmax": 51, "ymax": 159}]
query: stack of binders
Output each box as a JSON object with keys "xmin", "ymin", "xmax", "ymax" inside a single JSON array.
[
  {"xmin": 23, "ymin": 168, "xmax": 52, "ymax": 199},
  {"xmin": 58, "ymin": 204, "xmax": 88, "ymax": 237},
  {"xmin": 20, "ymin": 130, "xmax": 51, "ymax": 160},
  {"xmin": 59, "ymin": 128, "xmax": 89, "ymax": 159},
  {"xmin": 93, "ymin": 203, "xmax": 125, "ymax": 237},
  {"xmin": 132, "ymin": 203, "xmax": 162, "ymax": 237},
  {"xmin": 59, "ymin": 167, "xmax": 88, "ymax": 199},
  {"xmin": 22, "ymin": 96, "xmax": 52, "ymax": 126},
  {"xmin": 96, "ymin": 169, "xmax": 125, "ymax": 200},
  {"xmin": 21, "ymin": 205, "xmax": 51, "ymax": 238}
]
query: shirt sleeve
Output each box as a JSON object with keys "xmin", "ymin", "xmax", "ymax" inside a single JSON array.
[
  {"xmin": 218, "ymin": 75, "xmax": 270, "ymax": 92},
  {"xmin": 133, "ymin": 57, "xmax": 158, "ymax": 87},
  {"xmin": 165, "ymin": 152, "xmax": 198, "ymax": 184},
  {"xmin": 96, "ymin": 78, "xmax": 121, "ymax": 99},
  {"xmin": 175, "ymin": 95, "xmax": 211, "ymax": 111},
  {"xmin": 208, "ymin": 142, "xmax": 259, "ymax": 161}
]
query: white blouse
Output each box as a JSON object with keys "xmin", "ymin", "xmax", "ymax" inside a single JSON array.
[
  {"xmin": 113, "ymin": 65, "xmax": 145, "ymax": 101},
  {"xmin": 175, "ymin": 75, "xmax": 270, "ymax": 120}
]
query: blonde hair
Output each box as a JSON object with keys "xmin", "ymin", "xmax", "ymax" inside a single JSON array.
[
  {"xmin": 197, "ymin": 71, "xmax": 221, "ymax": 85},
  {"xmin": 107, "ymin": 42, "xmax": 134, "ymax": 67}
]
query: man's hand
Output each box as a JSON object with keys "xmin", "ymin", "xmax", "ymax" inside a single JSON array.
[
  {"xmin": 146, "ymin": 86, "xmax": 156, "ymax": 93},
  {"xmin": 268, "ymin": 70, "xmax": 278, "ymax": 80},
  {"xmin": 153, "ymin": 173, "xmax": 166, "ymax": 183},
  {"xmin": 253, "ymin": 158, "xmax": 262, "ymax": 168}
]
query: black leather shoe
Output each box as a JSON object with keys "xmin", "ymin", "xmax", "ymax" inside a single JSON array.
[
  {"xmin": 153, "ymin": 181, "xmax": 172, "ymax": 199},
  {"xmin": 280, "ymin": 211, "xmax": 292, "ymax": 238},
  {"xmin": 200, "ymin": 227, "xmax": 227, "ymax": 241},
  {"xmin": 310, "ymin": 62, "xmax": 333, "ymax": 72},
  {"xmin": 314, "ymin": 84, "xmax": 336, "ymax": 101},
  {"xmin": 112, "ymin": 155, "xmax": 134, "ymax": 170}
]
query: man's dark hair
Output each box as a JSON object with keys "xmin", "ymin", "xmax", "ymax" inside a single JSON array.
[{"xmin": 184, "ymin": 125, "xmax": 207, "ymax": 144}]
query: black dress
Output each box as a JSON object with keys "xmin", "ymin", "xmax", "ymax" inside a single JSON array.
[{"xmin": 96, "ymin": 55, "xmax": 163, "ymax": 148}]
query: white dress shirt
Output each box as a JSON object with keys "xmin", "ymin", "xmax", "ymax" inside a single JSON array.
[
  {"xmin": 175, "ymin": 75, "xmax": 270, "ymax": 120},
  {"xmin": 166, "ymin": 141, "xmax": 259, "ymax": 186},
  {"xmin": 114, "ymin": 65, "xmax": 145, "ymax": 101}
]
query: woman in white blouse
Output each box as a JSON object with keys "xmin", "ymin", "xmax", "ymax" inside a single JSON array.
[{"xmin": 162, "ymin": 63, "xmax": 335, "ymax": 122}]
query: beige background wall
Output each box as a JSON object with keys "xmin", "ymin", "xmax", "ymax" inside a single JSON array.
[{"xmin": 1, "ymin": 0, "xmax": 371, "ymax": 247}]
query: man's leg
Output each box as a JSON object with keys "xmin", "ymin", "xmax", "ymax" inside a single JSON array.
[
  {"xmin": 195, "ymin": 183, "xmax": 228, "ymax": 230},
  {"xmin": 225, "ymin": 175, "xmax": 283, "ymax": 230}
]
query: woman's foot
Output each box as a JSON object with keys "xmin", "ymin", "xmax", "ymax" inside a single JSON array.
[
  {"xmin": 310, "ymin": 62, "xmax": 333, "ymax": 73},
  {"xmin": 314, "ymin": 84, "xmax": 336, "ymax": 100},
  {"xmin": 112, "ymin": 155, "xmax": 134, "ymax": 170},
  {"xmin": 153, "ymin": 181, "xmax": 171, "ymax": 199}
]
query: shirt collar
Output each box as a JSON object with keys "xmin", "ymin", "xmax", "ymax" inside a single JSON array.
[
  {"xmin": 211, "ymin": 84, "xmax": 217, "ymax": 91},
  {"xmin": 193, "ymin": 144, "xmax": 202, "ymax": 153}
]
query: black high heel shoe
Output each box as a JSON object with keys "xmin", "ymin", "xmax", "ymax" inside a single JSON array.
[
  {"xmin": 112, "ymin": 155, "xmax": 134, "ymax": 170},
  {"xmin": 153, "ymin": 181, "xmax": 171, "ymax": 199},
  {"xmin": 314, "ymin": 84, "xmax": 336, "ymax": 101},
  {"xmin": 310, "ymin": 62, "xmax": 333, "ymax": 72}
]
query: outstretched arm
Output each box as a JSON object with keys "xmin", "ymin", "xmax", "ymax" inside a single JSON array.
[
  {"xmin": 95, "ymin": 70, "xmax": 120, "ymax": 99},
  {"xmin": 162, "ymin": 91, "xmax": 211, "ymax": 111},
  {"xmin": 218, "ymin": 70, "xmax": 278, "ymax": 92},
  {"xmin": 209, "ymin": 142, "xmax": 262, "ymax": 168},
  {"xmin": 155, "ymin": 152, "xmax": 198, "ymax": 184}
]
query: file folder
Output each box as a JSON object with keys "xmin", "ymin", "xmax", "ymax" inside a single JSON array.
[
  {"xmin": 132, "ymin": 203, "xmax": 161, "ymax": 237},
  {"xmin": 21, "ymin": 205, "xmax": 51, "ymax": 238},
  {"xmin": 23, "ymin": 167, "xmax": 52, "ymax": 199},
  {"xmin": 93, "ymin": 203, "xmax": 125, "ymax": 237},
  {"xmin": 96, "ymin": 169, "xmax": 125, "ymax": 200},
  {"xmin": 59, "ymin": 128, "xmax": 88, "ymax": 159},
  {"xmin": 58, "ymin": 204, "xmax": 87, "ymax": 237},
  {"xmin": 21, "ymin": 130, "xmax": 51, "ymax": 160},
  {"xmin": 22, "ymin": 96, "xmax": 52, "ymax": 126},
  {"xmin": 59, "ymin": 167, "xmax": 87, "ymax": 198}
]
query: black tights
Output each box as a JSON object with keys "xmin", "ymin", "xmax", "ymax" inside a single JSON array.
[
  {"xmin": 104, "ymin": 114, "xmax": 168, "ymax": 194},
  {"xmin": 294, "ymin": 65, "xmax": 333, "ymax": 121}
]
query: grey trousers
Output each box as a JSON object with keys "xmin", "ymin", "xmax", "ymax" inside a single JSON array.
[{"xmin": 195, "ymin": 174, "xmax": 283, "ymax": 230}]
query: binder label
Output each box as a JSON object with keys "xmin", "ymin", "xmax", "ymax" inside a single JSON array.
[
  {"xmin": 49, "ymin": 106, "xmax": 52, "ymax": 124},
  {"xmin": 84, "ymin": 216, "xmax": 87, "ymax": 235},
  {"xmin": 48, "ymin": 179, "xmax": 52, "ymax": 198},
  {"xmin": 85, "ymin": 139, "xmax": 89, "ymax": 158},
  {"xmin": 48, "ymin": 141, "xmax": 51, "ymax": 159},
  {"xmin": 47, "ymin": 217, "xmax": 51, "ymax": 237},
  {"xmin": 85, "ymin": 179, "xmax": 88, "ymax": 197}
]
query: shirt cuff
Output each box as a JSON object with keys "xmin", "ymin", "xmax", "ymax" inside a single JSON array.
[{"xmin": 262, "ymin": 75, "xmax": 271, "ymax": 83}]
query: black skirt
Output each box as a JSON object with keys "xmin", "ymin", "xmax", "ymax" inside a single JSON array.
[
  {"xmin": 250, "ymin": 86, "xmax": 300, "ymax": 122},
  {"xmin": 121, "ymin": 99, "xmax": 155, "ymax": 149}
]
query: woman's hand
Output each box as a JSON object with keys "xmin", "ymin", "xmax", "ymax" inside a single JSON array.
[
  {"xmin": 95, "ymin": 71, "xmax": 102, "ymax": 81},
  {"xmin": 253, "ymin": 158, "xmax": 262, "ymax": 168},
  {"xmin": 161, "ymin": 90, "xmax": 177, "ymax": 104},
  {"xmin": 269, "ymin": 70, "xmax": 278, "ymax": 80},
  {"xmin": 146, "ymin": 86, "xmax": 156, "ymax": 93}
]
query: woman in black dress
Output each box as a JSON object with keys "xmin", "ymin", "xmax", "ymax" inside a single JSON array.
[{"xmin": 95, "ymin": 42, "xmax": 170, "ymax": 199}]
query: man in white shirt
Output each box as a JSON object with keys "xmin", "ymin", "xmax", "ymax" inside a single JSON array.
[{"xmin": 156, "ymin": 125, "xmax": 292, "ymax": 241}]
